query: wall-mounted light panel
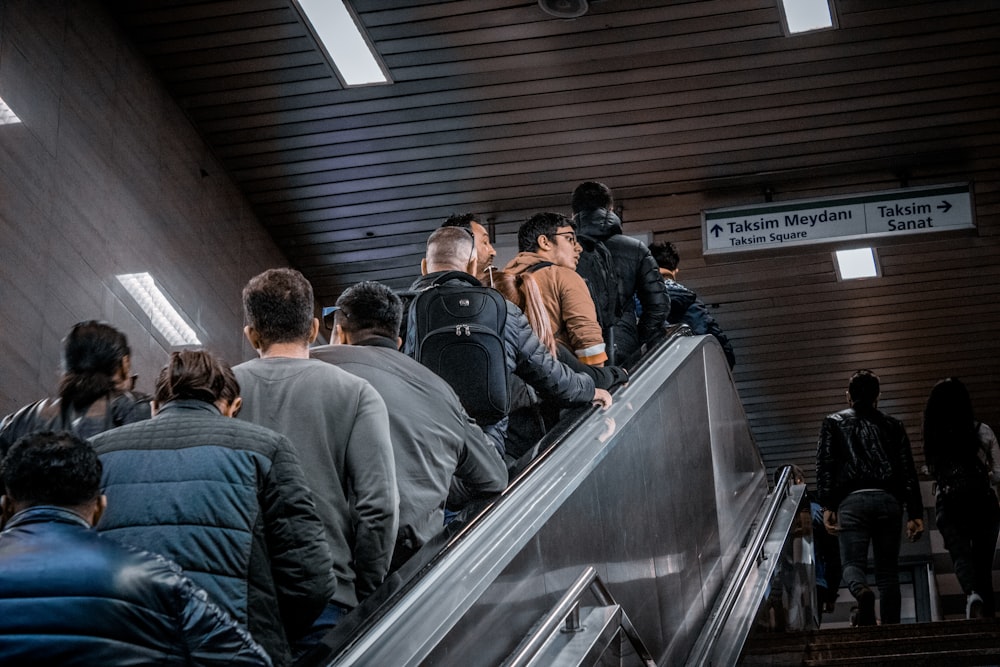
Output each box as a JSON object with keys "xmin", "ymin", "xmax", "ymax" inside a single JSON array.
[
  {"xmin": 834, "ymin": 247, "xmax": 880, "ymax": 281},
  {"xmin": 116, "ymin": 273, "xmax": 201, "ymax": 346},
  {"xmin": 0, "ymin": 96, "xmax": 21, "ymax": 125},
  {"xmin": 294, "ymin": 0, "xmax": 391, "ymax": 87}
]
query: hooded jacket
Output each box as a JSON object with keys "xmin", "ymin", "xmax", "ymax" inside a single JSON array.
[{"xmin": 573, "ymin": 208, "xmax": 669, "ymax": 362}]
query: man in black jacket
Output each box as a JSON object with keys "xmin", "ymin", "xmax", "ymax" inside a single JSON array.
[
  {"xmin": 0, "ymin": 430, "xmax": 271, "ymax": 666},
  {"xmin": 816, "ymin": 369, "xmax": 924, "ymax": 626},
  {"xmin": 571, "ymin": 181, "xmax": 669, "ymax": 364},
  {"xmin": 92, "ymin": 350, "xmax": 334, "ymax": 666},
  {"xmin": 404, "ymin": 227, "xmax": 611, "ymax": 456}
]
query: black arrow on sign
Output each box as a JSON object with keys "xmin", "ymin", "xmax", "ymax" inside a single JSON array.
[
  {"xmin": 711, "ymin": 224, "xmax": 723, "ymax": 238},
  {"xmin": 937, "ymin": 200, "xmax": 952, "ymax": 213}
]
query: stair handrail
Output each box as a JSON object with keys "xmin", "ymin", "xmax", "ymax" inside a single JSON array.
[{"xmin": 502, "ymin": 565, "xmax": 656, "ymax": 667}]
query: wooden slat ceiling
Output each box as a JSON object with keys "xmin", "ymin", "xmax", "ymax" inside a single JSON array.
[{"xmin": 104, "ymin": 0, "xmax": 1000, "ymax": 305}]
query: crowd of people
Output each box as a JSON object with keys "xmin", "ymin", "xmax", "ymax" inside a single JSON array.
[
  {"xmin": 1, "ymin": 179, "xmax": 995, "ymax": 662},
  {"xmin": 764, "ymin": 370, "xmax": 999, "ymax": 632},
  {"xmin": 810, "ymin": 370, "xmax": 999, "ymax": 628},
  {"xmin": 0, "ymin": 180, "xmax": 743, "ymax": 665}
]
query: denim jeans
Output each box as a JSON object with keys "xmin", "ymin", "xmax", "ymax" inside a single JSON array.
[{"xmin": 837, "ymin": 489, "xmax": 904, "ymax": 623}]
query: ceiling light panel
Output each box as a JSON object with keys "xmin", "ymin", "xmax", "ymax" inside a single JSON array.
[
  {"xmin": 779, "ymin": 0, "xmax": 836, "ymax": 35},
  {"xmin": 294, "ymin": 0, "xmax": 390, "ymax": 87}
]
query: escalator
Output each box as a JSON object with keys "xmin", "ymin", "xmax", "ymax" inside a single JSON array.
[{"xmin": 302, "ymin": 332, "xmax": 803, "ymax": 666}]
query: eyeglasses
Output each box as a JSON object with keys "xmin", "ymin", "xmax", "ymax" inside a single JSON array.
[{"xmin": 550, "ymin": 231, "xmax": 577, "ymax": 244}]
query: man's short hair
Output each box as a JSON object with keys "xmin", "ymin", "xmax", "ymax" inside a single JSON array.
[
  {"xmin": 1, "ymin": 431, "xmax": 102, "ymax": 507},
  {"xmin": 571, "ymin": 181, "xmax": 613, "ymax": 213},
  {"xmin": 441, "ymin": 213, "xmax": 479, "ymax": 236},
  {"xmin": 649, "ymin": 241, "xmax": 680, "ymax": 272},
  {"xmin": 242, "ymin": 268, "xmax": 315, "ymax": 347},
  {"xmin": 426, "ymin": 227, "xmax": 474, "ymax": 267},
  {"xmin": 154, "ymin": 349, "xmax": 235, "ymax": 406},
  {"xmin": 517, "ymin": 212, "xmax": 574, "ymax": 253},
  {"xmin": 335, "ymin": 281, "xmax": 402, "ymax": 339},
  {"xmin": 848, "ymin": 369, "xmax": 880, "ymax": 407}
]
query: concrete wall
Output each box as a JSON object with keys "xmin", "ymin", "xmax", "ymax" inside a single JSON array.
[{"xmin": 0, "ymin": 0, "xmax": 288, "ymax": 414}]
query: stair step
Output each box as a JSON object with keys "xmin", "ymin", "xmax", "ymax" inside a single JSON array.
[{"xmin": 740, "ymin": 619, "xmax": 1000, "ymax": 667}]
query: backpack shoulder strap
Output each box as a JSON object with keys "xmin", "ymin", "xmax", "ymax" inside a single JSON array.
[
  {"xmin": 429, "ymin": 271, "xmax": 482, "ymax": 287},
  {"xmin": 524, "ymin": 261, "xmax": 554, "ymax": 274}
]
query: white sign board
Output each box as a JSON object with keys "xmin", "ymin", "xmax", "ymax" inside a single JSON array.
[{"xmin": 703, "ymin": 183, "xmax": 974, "ymax": 255}]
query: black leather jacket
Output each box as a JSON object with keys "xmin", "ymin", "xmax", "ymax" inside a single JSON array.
[
  {"xmin": 0, "ymin": 506, "xmax": 272, "ymax": 666},
  {"xmin": 573, "ymin": 208, "xmax": 669, "ymax": 361},
  {"xmin": 816, "ymin": 406, "xmax": 923, "ymax": 519},
  {"xmin": 0, "ymin": 391, "xmax": 152, "ymax": 456}
]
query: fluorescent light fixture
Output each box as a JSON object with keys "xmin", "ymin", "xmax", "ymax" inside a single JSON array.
[
  {"xmin": 294, "ymin": 0, "xmax": 390, "ymax": 86},
  {"xmin": 116, "ymin": 273, "xmax": 202, "ymax": 346},
  {"xmin": 0, "ymin": 96, "xmax": 21, "ymax": 125},
  {"xmin": 834, "ymin": 248, "xmax": 880, "ymax": 281},
  {"xmin": 779, "ymin": 0, "xmax": 836, "ymax": 34}
]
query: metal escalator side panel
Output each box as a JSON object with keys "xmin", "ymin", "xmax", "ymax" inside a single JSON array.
[
  {"xmin": 326, "ymin": 334, "xmax": 768, "ymax": 667},
  {"xmin": 685, "ymin": 474, "xmax": 807, "ymax": 666}
]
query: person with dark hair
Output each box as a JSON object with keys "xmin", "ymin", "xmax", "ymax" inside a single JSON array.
[
  {"xmin": 923, "ymin": 377, "xmax": 1000, "ymax": 618},
  {"xmin": 311, "ymin": 281, "xmax": 507, "ymax": 571},
  {"xmin": 441, "ymin": 212, "xmax": 497, "ymax": 285},
  {"xmin": 505, "ymin": 212, "xmax": 608, "ymax": 367},
  {"xmin": 648, "ymin": 240, "xmax": 735, "ymax": 369},
  {"xmin": 91, "ymin": 350, "xmax": 334, "ymax": 666},
  {"xmin": 495, "ymin": 213, "xmax": 629, "ymax": 458},
  {"xmin": 404, "ymin": 228, "xmax": 611, "ymax": 457},
  {"xmin": 571, "ymin": 181, "xmax": 669, "ymax": 364},
  {"xmin": 816, "ymin": 369, "xmax": 924, "ymax": 626},
  {"xmin": 234, "ymin": 268, "xmax": 398, "ymax": 644},
  {"xmin": 0, "ymin": 320, "xmax": 151, "ymax": 455},
  {"xmin": 0, "ymin": 431, "xmax": 271, "ymax": 666}
]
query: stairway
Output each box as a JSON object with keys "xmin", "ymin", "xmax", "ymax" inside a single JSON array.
[{"xmin": 739, "ymin": 618, "xmax": 1000, "ymax": 666}]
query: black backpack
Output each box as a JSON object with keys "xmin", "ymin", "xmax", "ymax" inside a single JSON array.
[
  {"xmin": 409, "ymin": 272, "xmax": 509, "ymax": 425},
  {"xmin": 574, "ymin": 235, "xmax": 622, "ymax": 360}
]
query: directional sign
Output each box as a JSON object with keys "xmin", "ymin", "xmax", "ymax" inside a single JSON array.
[{"xmin": 702, "ymin": 183, "xmax": 974, "ymax": 256}]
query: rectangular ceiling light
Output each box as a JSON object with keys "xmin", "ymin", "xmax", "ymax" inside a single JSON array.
[
  {"xmin": 779, "ymin": 0, "xmax": 836, "ymax": 34},
  {"xmin": 294, "ymin": 0, "xmax": 390, "ymax": 87},
  {"xmin": 834, "ymin": 248, "xmax": 880, "ymax": 281},
  {"xmin": 0, "ymin": 96, "xmax": 21, "ymax": 125},
  {"xmin": 116, "ymin": 273, "xmax": 202, "ymax": 346}
]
